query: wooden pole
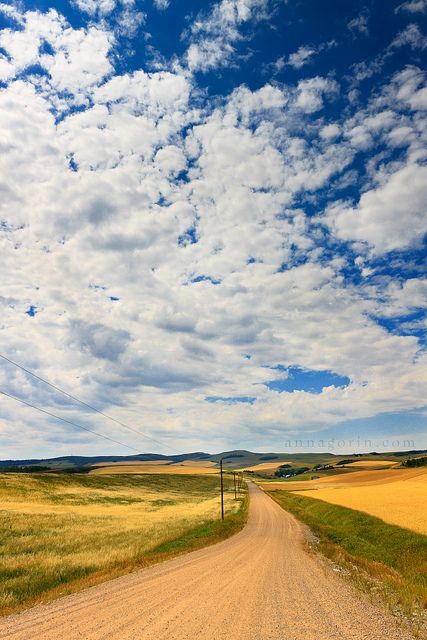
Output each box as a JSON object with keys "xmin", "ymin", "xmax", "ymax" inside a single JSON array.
[
  {"xmin": 233, "ymin": 471, "xmax": 237, "ymax": 499},
  {"xmin": 220, "ymin": 458, "xmax": 224, "ymax": 520}
]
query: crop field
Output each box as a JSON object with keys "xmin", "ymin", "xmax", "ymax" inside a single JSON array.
[
  {"xmin": 298, "ymin": 470, "xmax": 427, "ymax": 535},
  {"xmin": 92, "ymin": 460, "xmax": 172, "ymax": 467},
  {"xmin": 260, "ymin": 466, "xmax": 425, "ymax": 490},
  {"xmin": 261, "ymin": 468, "xmax": 427, "ymax": 535},
  {"xmin": 0, "ymin": 472, "xmax": 245, "ymax": 615},
  {"xmin": 90, "ymin": 462, "xmax": 218, "ymax": 474},
  {"xmin": 237, "ymin": 461, "xmax": 291, "ymax": 473},
  {"xmin": 342, "ymin": 460, "xmax": 399, "ymax": 468}
]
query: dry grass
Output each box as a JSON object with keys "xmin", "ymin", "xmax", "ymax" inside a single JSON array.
[
  {"xmin": 237, "ymin": 461, "xmax": 291, "ymax": 473},
  {"xmin": 0, "ymin": 473, "xmax": 244, "ymax": 615},
  {"xmin": 90, "ymin": 463, "xmax": 218, "ymax": 474},
  {"xmin": 345, "ymin": 460, "xmax": 399, "ymax": 468},
  {"xmin": 171, "ymin": 460, "xmax": 216, "ymax": 467}
]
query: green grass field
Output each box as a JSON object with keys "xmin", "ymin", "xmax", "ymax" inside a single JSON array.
[
  {"xmin": 268, "ymin": 490, "xmax": 427, "ymax": 628},
  {"xmin": 0, "ymin": 472, "xmax": 247, "ymax": 615}
]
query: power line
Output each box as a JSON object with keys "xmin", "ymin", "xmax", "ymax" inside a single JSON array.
[
  {"xmin": 0, "ymin": 388, "xmax": 140, "ymax": 452},
  {"xmin": 0, "ymin": 353, "xmax": 184, "ymax": 454}
]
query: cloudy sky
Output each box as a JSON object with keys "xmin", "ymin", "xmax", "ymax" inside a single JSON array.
[{"xmin": 0, "ymin": 0, "xmax": 426, "ymax": 458}]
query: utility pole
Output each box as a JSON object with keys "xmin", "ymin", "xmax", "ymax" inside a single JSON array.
[
  {"xmin": 233, "ymin": 471, "xmax": 237, "ymax": 499},
  {"xmin": 220, "ymin": 458, "xmax": 224, "ymax": 520}
]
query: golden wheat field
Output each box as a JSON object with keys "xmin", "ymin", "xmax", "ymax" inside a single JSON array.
[
  {"xmin": 92, "ymin": 460, "xmax": 172, "ymax": 467},
  {"xmin": 343, "ymin": 460, "xmax": 399, "ymax": 468},
  {"xmin": 291, "ymin": 468, "xmax": 427, "ymax": 535},
  {"xmin": 260, "ymin": 467, "xmax": 426, "ymax": 491},
  {"xmin": 0, "ymin": 472, "xmax": 241, "ymax": 614},
  {"xmin": 90, "ymin": 462, "xmax": 219, "ymax": 474},
  {"xmin": 237, "ymin": 461, "xmax": 291, "ymax": 473}
]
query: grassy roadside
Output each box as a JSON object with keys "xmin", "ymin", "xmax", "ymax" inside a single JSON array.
[
  {"xmin": 0, "ymin": 473, "xmax": 248, "ymax": 616},
  {"xmin": 267, "ymin": 490, "xmax": 427, "ymax": 632}
]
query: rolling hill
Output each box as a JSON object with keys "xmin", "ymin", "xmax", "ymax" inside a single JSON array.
[{"xmin": 1, "ymin": 449, "xmax": 426, "ymax": 473}]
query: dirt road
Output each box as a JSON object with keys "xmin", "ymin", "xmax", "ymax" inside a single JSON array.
[{"xmin": 0, "ymin": 483, "xmax": 415, "ymax": 640}]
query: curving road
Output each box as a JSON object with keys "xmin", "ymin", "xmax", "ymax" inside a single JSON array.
[{"xmin": 0, "ymin": 483, "xmax": 414, "ymax": 640}]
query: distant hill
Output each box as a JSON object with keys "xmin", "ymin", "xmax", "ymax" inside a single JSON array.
[{"xmin": 1, "ymin": 449, "xmax": 426, "ymax": 472}]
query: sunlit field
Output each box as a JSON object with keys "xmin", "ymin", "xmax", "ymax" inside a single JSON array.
[
  {"xmin": 261, "ymin": 468, "xmax": 427, "ymax": 535},
  {"xmin": 90, "ymin": 461, "xmax": 218, "ymax": 474},
  {"xmin": 297, "ymin": 470, "xmax": 427, "ymax": 535},
  {"xmin": 342, "ymin": 460, "xmax": 399, "ymax": 468},
  {"xmin": 237, "ymin": 461, "xmax": 291, "ymax": 473},
  {"xmin": 0, "ymin": 472, "xmax": 245, "ymax": 615}
]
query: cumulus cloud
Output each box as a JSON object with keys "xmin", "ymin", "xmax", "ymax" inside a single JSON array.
[
  {"xmin": 0, "ymin": 2, "xmax": 426, "ymax": 455},
  {"xmin": 72, "ymin": 0, "xmax": 116, "ymax": 16},
  {"xmin": 0, "ymin": 7, "xmax": 114, "ymax": 101},
  {"xmin": 294, "ymin": 76, "xmax": 339, "ymax": 113},
  {"xmin": 184, "ymin": 0, "xmax": 272, "ymax": 72},
  {"xmin": 325, "ymin": 162, "xmax": 427, "ymax": 254}
]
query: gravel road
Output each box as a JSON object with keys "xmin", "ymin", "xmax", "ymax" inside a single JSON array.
[{"xmin": 0, "ymin": 482, "xmax": 415, "ymax": 640}]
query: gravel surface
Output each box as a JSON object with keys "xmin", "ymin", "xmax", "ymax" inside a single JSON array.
[{"xmin": 0, "ymin": 482, "xmax": 415, "ymax": 640}]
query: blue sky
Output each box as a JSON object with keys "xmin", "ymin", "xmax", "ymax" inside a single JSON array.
[{"xmin": 0, "ymin": 0, "xmax": 426, "ymax": 456}]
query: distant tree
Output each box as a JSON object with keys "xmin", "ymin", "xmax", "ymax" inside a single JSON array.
[
  {"xmin": 402, "ymin": 457, "xmax": 427, "ymax": 468},
  {"xmin": 275, "ymin": 466, "xmax": 309, "ymax": 478}
]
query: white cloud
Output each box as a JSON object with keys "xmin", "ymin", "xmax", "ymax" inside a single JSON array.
[
  {"xmin": 184, "ymin": 0, "xmax": 272, "ymax": 72},
  {"xmin": 154, "ymin": 0, "xmax": 170, "ymax": 9},
  {"xmin": 319, "ymin": 123, "xmax": 341, "ymax": 140},
  {"xmin": 0, "ymin": 8, "xmax": 114, "ymax": 101},
  {"xmin": 325, "ymin": 162, "xmax": 427, "ymax": 254},
  {"xmin": 395, "ymin": 0, "xmax": 427, "ymax": 13},
  {"xmin": 72, "ymin": 0, "xmax": 116, "ymax": 16},
  {"xmin": 391, "ymin": 23, "xmax": 427, "ymax": 49},
  {"xmin": 43, "ymin": 26, "xmax": 114, "ymax": 94},
  {"xmin": 0, "ymin": 4, "xmax": 426, "ymax": 455},
  {"xmin": 388, "ymin": 66, "xmax": 427, "ymax": 110},
  {"xmin": 287, "ymin": 45, "xmax": 316, "ymax": 69},
  {"xmin": 294, "ymin": 76, "xmax": 339, "ymax": 113},
  {"xmin": 348, "ymin": 13, "xmax": 369, "ymax": 36},
  {"xmin": 282, "ymin": 41, "xmax": 337, "ymax": 72}
]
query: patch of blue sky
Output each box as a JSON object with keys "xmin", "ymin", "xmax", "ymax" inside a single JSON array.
[
  {"xmin": 367, "ymin": 244, "xmax": 427, "ymax": 283},
  {"xmin": 265, "ymin": 366, "xmax": 350, "ymax": 394},
  {"xmin": 25, "ymin": 305, "xmax": 37, "ymax": 317},
  {"xmin": 190, "ymin": 275, "xmax": 221, "ymax": 285},
  {"xmin": 68, "ymin": 156, "xmax": 78, "ymax": 172},
  {"xmin": 205, "ymin": 396, "xmax": 256, "ymax": 405},
  {"xmin": 371, "ymin": 309, "xmax": 426, "ymax": 346},
  {"xmin": 178, "ymin": 225, "xmax": 198, "ymax": 247}
]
